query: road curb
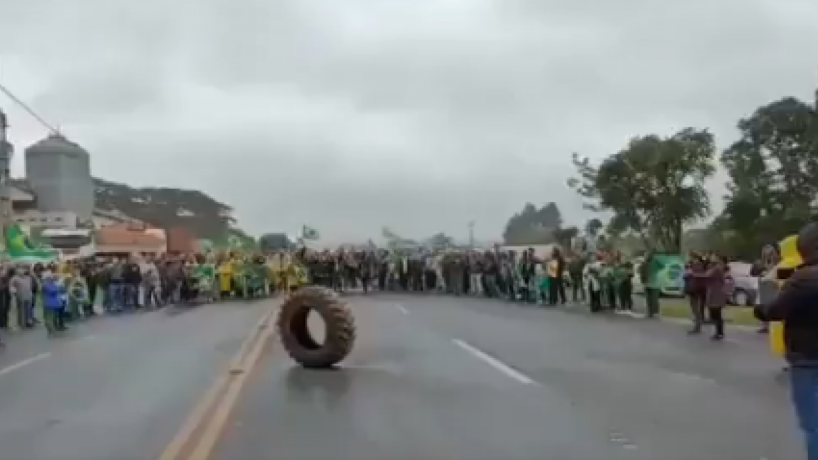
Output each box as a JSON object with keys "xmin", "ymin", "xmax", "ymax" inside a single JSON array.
[{"xmin": 560, "ymin": 302, "xmax": 762, "ymax": 333}]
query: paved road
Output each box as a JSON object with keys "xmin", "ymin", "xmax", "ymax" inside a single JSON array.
[
  {"xmin": 213, "ymin": 294, "xmax": 802, "ymax": 460},
  {"xmin": 0, "ymin": 301, "xmax": 274, "ymax": 460},
  {"xmin": 0, "ymin": 295, "xmax": 803, "ymax": 460}
]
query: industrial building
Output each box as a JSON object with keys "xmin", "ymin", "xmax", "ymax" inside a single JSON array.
[
  {"xmin": 24, "ymin": 133, "xmax": 94, "ymax": 222},
  {"xmin": 1, "ymin": 131, "xmax": 202, "ymax": 256}
]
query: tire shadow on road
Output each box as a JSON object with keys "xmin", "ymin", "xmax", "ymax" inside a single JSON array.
[{"xmin": 284, "ymin": 366, "xmax": 352, "ymax": 408}]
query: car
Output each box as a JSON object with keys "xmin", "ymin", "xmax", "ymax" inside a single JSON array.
[{"xmin": 727, "ymin": 261, "xmax": 759, "ymax": 306}]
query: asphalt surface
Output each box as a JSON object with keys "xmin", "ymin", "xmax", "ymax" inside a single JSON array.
[
  {"xmin": 0, "ymin": 295, "xmax": 802, "ymax": 460},
  {"xmin": 214, "ymin": 294, "xmax": 802, "ymax": 460},
  {"xmin": 0, "ymin": 301, "xmax": 273, "ymax": 460}
]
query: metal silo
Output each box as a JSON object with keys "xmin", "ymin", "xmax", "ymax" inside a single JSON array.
[{"xmin": 24, "ymin": 134, "xmax": 94, "ymax": 221}]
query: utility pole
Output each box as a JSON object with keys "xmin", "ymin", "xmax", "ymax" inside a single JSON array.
[
  {"xmin": 468, "ymin": 220, "xmax": 475, "ymax": 249},
  {"xmin": 0, "ymin": 108, "xmax": 11, "ymax": 247}
]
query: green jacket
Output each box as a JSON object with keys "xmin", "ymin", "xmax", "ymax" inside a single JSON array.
[
  {"xmin": 612, "ymin": 264, "xmax": 632, "ymax": 285},
  {"xmin": 642, "ymin": 258, "xmax": 660, "ymax": 289}
]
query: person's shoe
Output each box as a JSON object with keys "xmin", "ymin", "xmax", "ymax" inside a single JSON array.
[
  {"xmin": 711, "ymin": 333, "xmax": 724, "ymax": 341},
  {"xmin": 687, "ymin": 328, "xmax": 701, "ymax": 335}
]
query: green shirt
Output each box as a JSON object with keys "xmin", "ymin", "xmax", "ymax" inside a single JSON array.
[
  {"xmin": 643, "ymin": 258, "xmax": 661, "ymax": 289},
  {"xmin": 195, "ymin": 264, "xmax": 216, "ymax": 279},
  {"xmin": 612, "ymin": 264, "xmax": 632, "ymax": 284}
]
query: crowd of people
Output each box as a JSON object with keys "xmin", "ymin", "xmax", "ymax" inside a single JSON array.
[
  {"xmin": 0, "ymin": 245, "xmax": 746, "ymax": 348},
  {"xmin": 0, "ymin": 252, "xmax": 275, "ymax": 346},
  {"xmin": 293, "ymin": 246, "xmax": 635, "ymax": 311},
  {"xmin": 296, "ymin": 246, "xmax": 745, "ymax": 342}
]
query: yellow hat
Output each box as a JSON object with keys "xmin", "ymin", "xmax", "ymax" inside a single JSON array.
[{"xmin": 779, "ymin": 235, "xmax": 803, "ymax": 269}]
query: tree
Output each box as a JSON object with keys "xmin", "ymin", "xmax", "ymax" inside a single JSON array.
[
  {"xmin": 584, "ymin": 218, "xmax": 604, "ymax": 237},
  {"xmin": 381, "ymin": 227, "xmax": 419, "ymax": 250},
  {"xmin": 259, "ymin": 233, "xmax": 294, "ymax": 252},
  {"xmin": 425, "ymin": 232, "xmax": 455, "ymax": 249},
  {"xmin": 569, "ymin": 128, "xmax": 716, "ymax": 252},
  {"xmin": 716, "ymin": 97, "xmax": 818, "ymax": 258},
  {"xmin": 502, "ymin": 202, "xmax": 563, "ymax": 245},
  {"xmin": 552, "ymin": 226, "xmax": 579, "ymax": 249},
  {"xmin": 536, "ymin": 202, "xmax": 563, "ymax": 229}
]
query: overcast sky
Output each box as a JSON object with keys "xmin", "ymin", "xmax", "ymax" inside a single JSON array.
[{"xmin": 1, "ymin": 0, "xmax": 817, "ymax": 243}]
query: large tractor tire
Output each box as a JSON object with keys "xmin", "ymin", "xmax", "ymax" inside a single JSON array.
[{"xmin": 277, "ymin": 286, "xmax": 356, "ymax": 369}]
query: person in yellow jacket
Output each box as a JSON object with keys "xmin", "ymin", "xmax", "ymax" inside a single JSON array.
[
  {"xmin": 757, "ymin": 235, "xmax": 801, "ymax": 359},
  {"xmin": 217, "ymin": 259, "xmax": 234, "ymax": 299},
  {"xmin": 285, "ymin": 259, "xmax": 300, "ymax": 292},
  {"xmin": 268, "ymin": 252, "xmax": 287, "ymax": 293}
]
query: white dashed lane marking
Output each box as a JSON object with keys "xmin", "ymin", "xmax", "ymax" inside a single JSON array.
[
  {"xmin": 451, "ymin": 338, "xmax": 537, "ymax": 385},
  {"xmin": 0, "ymin": 352, "xmax": 51, "ymax": 378},
  {"xmin": 608, "ymin": 431, "xmax": 639, "ymax": 450}
]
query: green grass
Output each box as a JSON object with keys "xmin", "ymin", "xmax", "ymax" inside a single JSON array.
[{"xmin": 659, "ymin": 297, "xmax": 762, "ymax": 327}]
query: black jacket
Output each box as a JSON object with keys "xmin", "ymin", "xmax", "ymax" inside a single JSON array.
[
  {"xmin": 123, "ymin": 263, "xmax": 142, "ymax": 284},
  {"xmin": 756, "ymin": 223, "xmax": 818, "ymax": 366}
]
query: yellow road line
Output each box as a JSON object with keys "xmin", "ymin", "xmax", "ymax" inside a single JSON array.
[
  {"xmin": 187, "ymin": 308, "xmax": 276, "ymax": 460},
  {"xmin": 158, "ymin": 305, "xmax": 277, "ymax": 460}
]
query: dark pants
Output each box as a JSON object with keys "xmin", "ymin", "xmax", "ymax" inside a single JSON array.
[
  {"xmin": 791, "ymin": 366, "xmax": 818, "ymax": 460},
  {"xmin": 688, "ymin": 291, "xmax": 706, "ymax": 330},
  {"xmin": 708, "ymin": 307, "xmax": 724, "ymax": 336},
  {"xmin": 618, "ymin": 280, "xmax": 633, "ymax": 310},
  {"xmin": 0, "ymin": 289, "xmax": 9, "ymax": 328},
  {"xmin": 554, "ymin": 277, "xmax": 566, "ymax": 304},
  {"xmin": 483, "ymin": 274, "xmax": 498, "ymax": 298},
  {"xmin": 424, "ymin": 270, "xmax": 436, "ymax": 291},
  {"xmin": 606, "ymin": 285, "xmax": 617, "ymax": 310},
  {"xmin": 644, "ymin": 288, "xmax": 660, "ymax": 317},
  {"xmin": 144, "ymin": 286, "xmax": 161, "ymax": 308},
  {"xmin": 108, "ymin": 282, "xmax": 123, "ymax": 311},
  {"xmin": 571, "ymin": 276, "xmax": 584, "ymax": 302},
  {"xmin": 378, "ymin": 270, "xmax": 387, "ymax": 291},
  {"xmin": 44, "ymin": 308, "xmax": 60, "ymax": 333},
  {"xmin": 410, "ymin": 270, "xmax": 423, "ymax": 291},
  {"xmin": 361, "ymin": 275, "xmax": 371, "ymax": 293},
  {"xmin": 128, "ymin": 282, "xmax": 141, "ymax": 307},
  {"xmin": 589, "ymin": 289, "xmax": 602, "ymax": 312},
  {"xmin": 86, "ymin": 281, "xmax": 97, "ymax": 315},
  {"xmin": 506, "ymin": 277, "xmax": 516, "ymax": 301}
]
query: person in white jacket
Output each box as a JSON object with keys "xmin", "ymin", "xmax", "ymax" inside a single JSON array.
[{"xmin": 584, "ymin": 260, "xmax": 603, "ymax": 312}]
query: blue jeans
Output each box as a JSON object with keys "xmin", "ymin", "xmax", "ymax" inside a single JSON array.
[
  {"xmin": 791, "ymin": 366, "xmax": 818, "ymax": 460},
  {"xmin": 108, "ymin": 283, "xmax": 123, "ymax": 311},
  {"xmin": 123, "ymin": 284, "xmax": 140, "ymax": 308},
  {"xmin": 123, "ymin": 284, "xmax": 134, "ymax": 308}
]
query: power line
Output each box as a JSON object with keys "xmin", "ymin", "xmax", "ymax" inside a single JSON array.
[{"xmin": 0, "ymin": 81, "xmax": 59, "ymax": 135}]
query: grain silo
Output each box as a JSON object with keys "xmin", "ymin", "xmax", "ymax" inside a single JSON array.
[{"xmin": 25, "ymin": 133, "xmax": 94, "ymax": 221}]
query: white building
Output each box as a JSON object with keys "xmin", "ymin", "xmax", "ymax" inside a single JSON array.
[{"xmin": 8, "ymin": 179, "xmax": 136, "ymax": 230}]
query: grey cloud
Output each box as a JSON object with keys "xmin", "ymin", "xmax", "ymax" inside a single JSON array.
[
  {"xmin": 1, "ymin": 0, "xmax": 817, "ymax": 242},
  {"xmin": 32, "ymin": 66, "xmax": 168, "ymax": 123}
]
